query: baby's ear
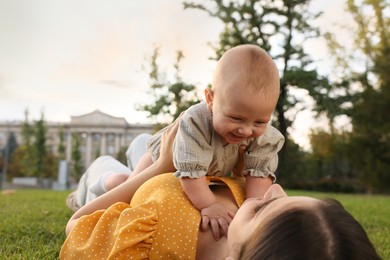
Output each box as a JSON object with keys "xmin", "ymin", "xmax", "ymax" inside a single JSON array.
[{"xmin": 204, "ymin": 88, "xmax": 214, "ymax": 110}]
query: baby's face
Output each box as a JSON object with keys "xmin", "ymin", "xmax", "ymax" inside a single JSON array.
[
  {"xmin": 206, "ymin": 45, "xmax": 280, "ymax": 145},
  {"xmin": 206, "ymin": 83, "xmax": 277, "ymax": 145}
]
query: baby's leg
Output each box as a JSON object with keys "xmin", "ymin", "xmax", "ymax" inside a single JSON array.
[
  {"xmin": 87, "ymin": 156, "xmax": 131, "ymax": 198},
  {"xmin": 87, "ymin": 133, "xmax": 152, "ymax": 195},
  {"xmin": 67, "ymin": 155, "xmax": 131, "ymax": 211},
  {"xmin": 104, "ymin": 150, "xmax": 154, "ymax": 188}
]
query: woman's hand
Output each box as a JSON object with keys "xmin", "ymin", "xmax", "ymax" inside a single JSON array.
[
  {"xmin": 154, "ymin": 114, "xmax": 183, "ymax": 172},
  {"xmin": 66, "ymin": 115, "xmax": 183, "ymax": 235},
  {"xmin": 200, "ymin": 202, "xmax": 236, "ymax": 241}
]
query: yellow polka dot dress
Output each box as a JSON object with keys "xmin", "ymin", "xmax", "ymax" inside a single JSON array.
[{"xmin": 60, "ymin": 173, "xmax": 245, "ymax": 259}]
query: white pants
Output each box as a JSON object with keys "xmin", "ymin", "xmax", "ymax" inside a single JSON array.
[{"xmin": 74, "ymin": 133, "xmax": 152, "ymax": 207}]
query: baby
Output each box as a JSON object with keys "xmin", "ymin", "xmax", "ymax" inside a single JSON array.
[
  {"xmin": 146, "ymin": 44, "xmax": 284, "ymax": 239},
  {"xmin": 88, "ymin": 44, "xmax": 284, "ymax": 240}
]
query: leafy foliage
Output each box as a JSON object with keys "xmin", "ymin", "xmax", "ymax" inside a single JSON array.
[
  {"xmin": 71, "ymin": 133, "xmax": 83, "ymax": 181},
  {"xmin": 183, "ymin": 0, "xmax": 331, "ymax": 178},
  {"xmin": 323, "ymin": 0, "xmax": 390, "ymax": 192},
  {"xmin": 57, "ymin": 127, "xmax": 66, "ymax": 161},
  {"xmin": 139, "ymin": 47, "xmax": 201, "ymax": 128},
  {"xmin": 32, "ymin": 112, "xmax": 48, "ymax": 184},
  {"xmin": 6, "ymin": 110, "xmax": 57, "ymax": 184},
  {"xmin": 20, "ymin": 109, "xmax": 35, "ymax": 177}
]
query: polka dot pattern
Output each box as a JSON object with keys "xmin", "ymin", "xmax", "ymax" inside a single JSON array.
[{"xmin": 60, "ymin": 173, "xmax": 245, "ymax": 259}]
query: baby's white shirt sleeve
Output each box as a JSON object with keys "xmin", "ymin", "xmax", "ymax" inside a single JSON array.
[
  {"xmin": 244, "ymin": 124, "xmax": 285, "ymax": 182},
  {"xmin": 173, "ymin": 102, "xmax": 214, "ymax": 178}
]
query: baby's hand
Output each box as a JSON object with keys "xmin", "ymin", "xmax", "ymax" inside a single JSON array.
[{"xmin": 200, "ymin": 202, "xmax": 235, "ymax": 241}]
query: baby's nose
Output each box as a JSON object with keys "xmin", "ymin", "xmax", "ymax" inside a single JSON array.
[{"xmin": 238, "ymin": 126, "xmax": 252, "ymax": 136}]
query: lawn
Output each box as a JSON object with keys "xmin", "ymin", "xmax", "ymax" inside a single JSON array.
[
  {"xmin": 1, "ymin": 189, "xmax": 389, "ymax": 259},
  {"xmin": 0, "ymin": 189, "xmax": 72, "ymax": 259}
]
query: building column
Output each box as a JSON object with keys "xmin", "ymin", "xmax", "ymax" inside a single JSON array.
[
  {"xmin": 66, "ymin": 131, "xmax": 72, "ymax": 162},
  {"xmin": 85, "ymin": 132, "xmax": 92, "ymax": 168},
  {"xmin": 100, "ymin": 132, "xmax": 106, "ymax": 155},
  {"xmin": 115, "ymin": 133, "xmax": 120, "ymax": 154}
]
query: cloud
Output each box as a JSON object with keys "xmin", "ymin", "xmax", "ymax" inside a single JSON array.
[{"xmin": 100, "ymin": 80, "xmax": 131, "ymax": 89}]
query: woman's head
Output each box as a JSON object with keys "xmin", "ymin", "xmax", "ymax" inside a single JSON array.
[{"xmin": 228, "ymin": 185, "xmax": 380, "ymax": 260}]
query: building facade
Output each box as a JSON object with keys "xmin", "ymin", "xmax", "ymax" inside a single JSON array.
[{"xmin": 0, "ymin": 110, "xmax": 153, "ymax": 169}]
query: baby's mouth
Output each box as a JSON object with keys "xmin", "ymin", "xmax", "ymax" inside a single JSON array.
[{"xmin": 228, "ymin": 133, "xmax": 246, "ymax": 143}]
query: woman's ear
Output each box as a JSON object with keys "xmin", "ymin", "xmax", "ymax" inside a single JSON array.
[{"xmin": 204, "ymin": 88, "xmax": 214, "ymax": 111}]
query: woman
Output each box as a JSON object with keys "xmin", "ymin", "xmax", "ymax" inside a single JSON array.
[
  {"xmin": 227, "ymin": 187, "xmax": 380, "ymax": 259},
  {"xmin": 61, "ymin": 121, "xmax": 380, "ymax": 259},
  {"xmin": 62, "ymin": 175, "xmax": 380, "ymax": 259}
]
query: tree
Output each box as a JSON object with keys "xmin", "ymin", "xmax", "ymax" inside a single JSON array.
[
  {"xmin": 116, "ymin": 146, "xmax": 128, "ymax": 166},
  {"xmin": 21, "ymin": 109, "xmax": 33, "ymax": 148},
  {"xmin": 4, "ymin": 132, "xmax": 18, "ymax": 160},
  {"xmin": 325, "ymin": 0, "xmax": 390, "ymax": 192},
  {"xmin": 71, "ymin": 133, "xmax": 83, "ymax": 182},
  {"xmin": 6, "ymin": 146, "xmax": 28, "ymax": 179},
  {"xmin": 20, "ymin": 109, "xmax": 35, "ymax": 177},
  {"xmin": 183, "ymin": 0, "xmax": 329, "ymax": 178},
  {"xmin": 139, "ymin": 47, "xmax": 201, "ymax": 128},
  {"xmin": 32, "ymin": 112, "xmax": 48, "ymax": 186},
  {"xmin": 57, "ymin": 127, "xmax": 66, "ymax": 161},
  {"xmin": 0, "ymin": 132, "xmax": 18, "ymax": 187}
]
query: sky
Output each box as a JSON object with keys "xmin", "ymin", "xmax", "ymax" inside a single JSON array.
[{"xmin": 0, "ymin": 0, "xmax": 353, "ymax": 149}]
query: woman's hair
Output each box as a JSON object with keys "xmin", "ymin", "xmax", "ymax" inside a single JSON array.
[{"xmin": 239, "ymin": 198, "xmax": 380, "ymax": 260}]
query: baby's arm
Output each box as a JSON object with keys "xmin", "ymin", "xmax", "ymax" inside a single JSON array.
[
  {"xmin": 181, "ymin": 176, "xmax": 235, "ymax": 241},
  {"xmin": 244, "ymin": 125, "xmax": 285, "ymax": 199},
  {"xmin": 246, "ymin": 175, "xmax": 273, "ymax": 199}
]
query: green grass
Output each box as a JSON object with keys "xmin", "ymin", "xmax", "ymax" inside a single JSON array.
[
  {"xmin": 1, "ymin": 189, "xmax": 389, "ymax": 259},
  {"xmin": 0, "ymin": 189, "xmax": 72, "ymax": 259}
]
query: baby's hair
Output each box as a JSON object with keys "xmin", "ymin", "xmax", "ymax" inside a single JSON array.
[{"xmin": 212, "ymin": 44, "xmax": 279, "ymax": 98}]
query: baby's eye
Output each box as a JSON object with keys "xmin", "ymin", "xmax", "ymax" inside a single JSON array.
[
  {"xmin": 254, "ymin": 121, "xmax": 266, "ymax": 126},
  {"xmin": 229, "ymin": 116, "xmax": 241, "ymax": 121}
]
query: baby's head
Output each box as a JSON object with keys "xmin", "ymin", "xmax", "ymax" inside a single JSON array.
[
  {"xmin": 205, "ymin": 45, "xmax": 280, "ymax": 144},
  {"xmin": 212, "ymin": 44, "xmax": 280, "ymax": 98}
]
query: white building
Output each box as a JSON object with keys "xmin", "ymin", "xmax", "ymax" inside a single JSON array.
[{"xmin": 0, "ymin": 110, "xmax": 153, "ymax": 169}]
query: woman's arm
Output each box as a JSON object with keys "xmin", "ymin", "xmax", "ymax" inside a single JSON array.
[
  {"xmin": 66, "ymin": 115, "xmax": 180, "ymax": 235},
  {"xmin": 66, "ymin": 160, "xmax": 174, "ymax": 235}
]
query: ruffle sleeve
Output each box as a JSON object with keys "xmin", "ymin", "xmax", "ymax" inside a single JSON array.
[
  {"xmin": 244, "ymin": 124, "xmax": 284, "ymax": 182},
  {"xmin": 173, "ymin": 102, "xmax": 214, "ymax": 178},
  {"xmin": 60, "ymin": 202, "xmax": 158, "ymax": 260}
]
